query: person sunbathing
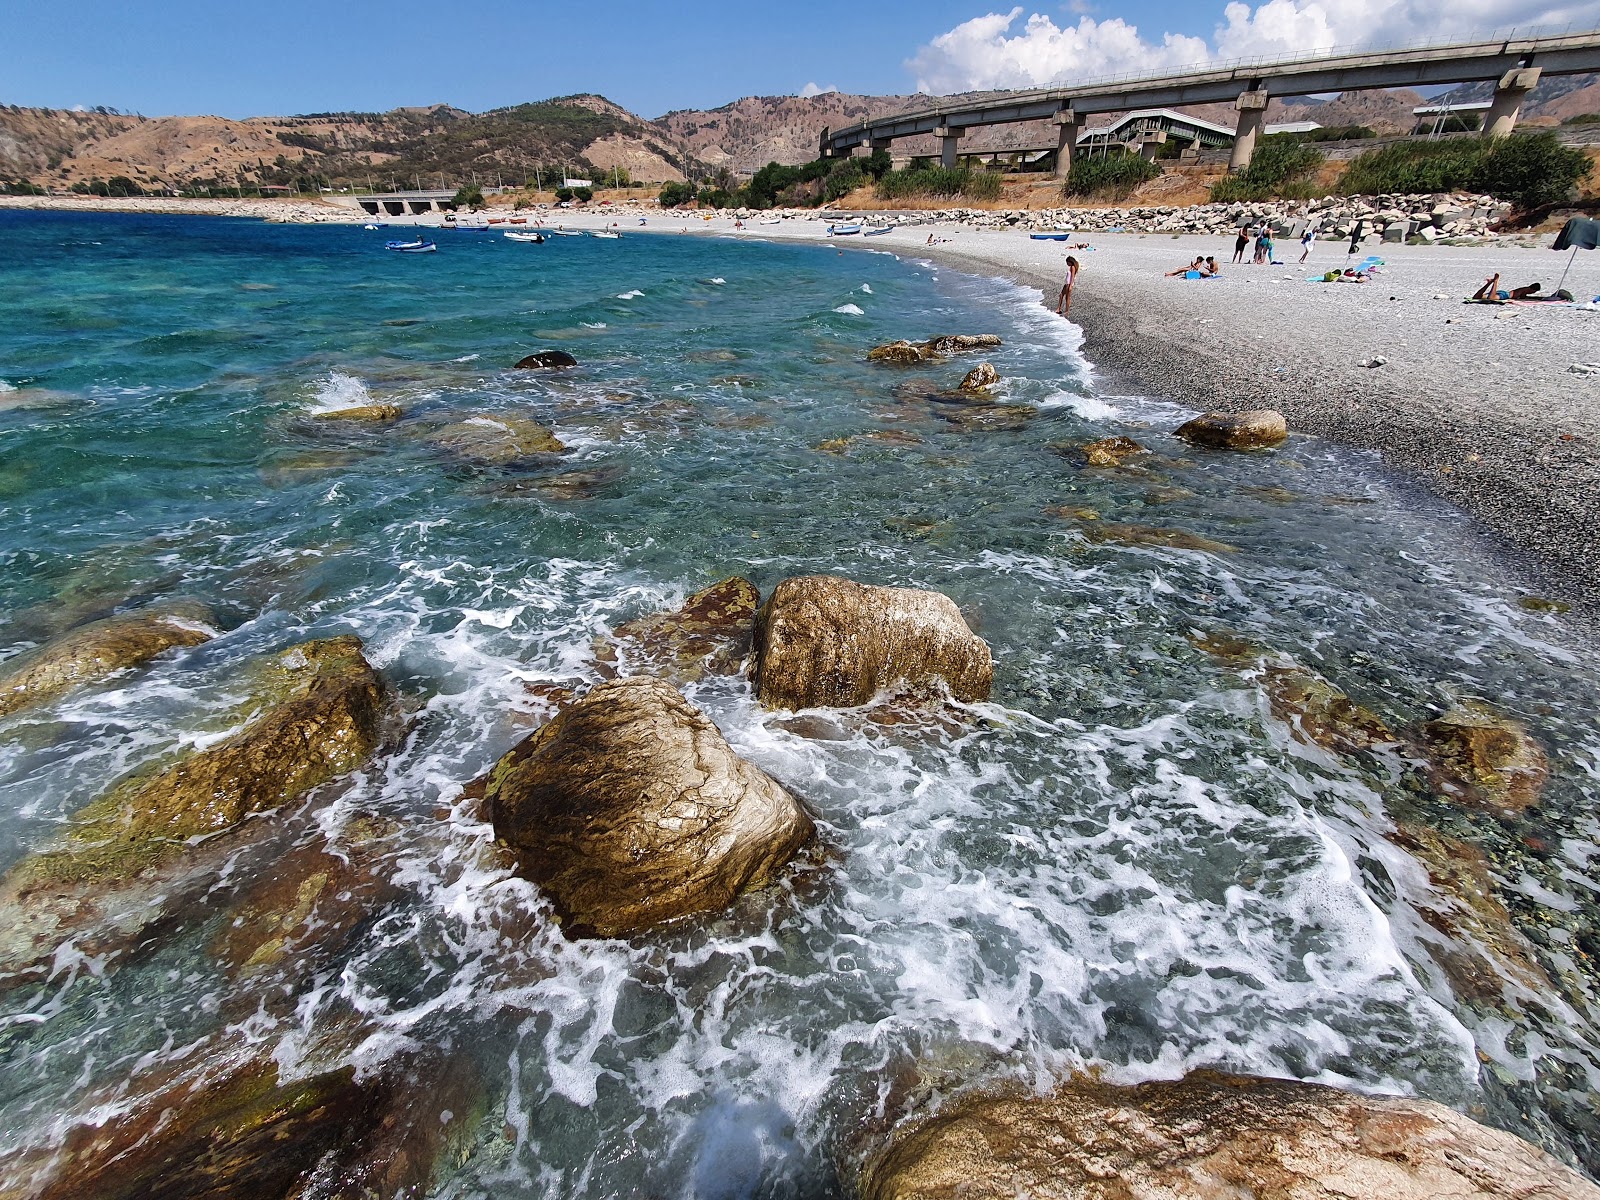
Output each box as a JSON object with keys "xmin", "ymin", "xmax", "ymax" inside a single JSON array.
[
  {"xmin": 1199, "ymin": 257, "xmax": 1221, "ymax": 277},
  {"xmin": 1165, "ymin": 257, "xmax": 1204, "ymax": 277},
  {"xmin": 1471, "ymin": 274, "xmax": 1501, "ymax": 301}
]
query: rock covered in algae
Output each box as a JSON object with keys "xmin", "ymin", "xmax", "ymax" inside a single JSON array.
[
  {"xmin": 487, "ymin": 677, "xmax": 814, "ymax": 937},
  {"xmin": 311, "ymin": 402, "xmax": 402, "ymax": 423},
  {"xmin": 593, "ymin": 576, "xmax": 760, "ymax": 685},
  {"xmin": 867, "ymin": 335, "xmax": 1002, "ymax": 364},
  {"xmin": 0, "ymin": 636, "xmax": 388, "ymax": 975},
  {"xmin": 425, "ymin": 414, "xmax": 565, "ymax": 464},
  {"xmin": 753, "ymin": 575, "xmax": 992, "ymax": 710},
  {"xmin": 0, "ymin": 602, "xmax": 216, "ymax": 718},
  {"xmin": 1261, "ymin": 665, "xmax": 1397, "ymax": 756},
  {"xmin": 861, "ymin": 1070, "xmax": 1600, "ymax": 1200},
  {"xmin": 1078, "ymin": 435, "xmax": 1147, "ymax": 468},
  {"xmin": 1174, "ymin": 408, "xmax": 1288, "ymax": 449},
  {"xmin": 1417, "ymin": 700, "xmax": 1549, "ymax": 816},
  {"xmin": 958, "ymin": 363, "xmax": 998, "ymax": 392}
]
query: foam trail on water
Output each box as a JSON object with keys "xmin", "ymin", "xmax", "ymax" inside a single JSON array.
[{"xmin": 305, "ymin": 370, "xmax": 374, "ymax": 413}]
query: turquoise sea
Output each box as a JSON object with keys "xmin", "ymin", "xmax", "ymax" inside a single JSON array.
[{"xmin": 1, "ymin": 210, "xmax": 1598, "ymax": 1195}]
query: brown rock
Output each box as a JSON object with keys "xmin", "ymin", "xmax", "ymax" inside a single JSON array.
[
  {"xmin": 1417, "ymin": 701, "xmax": 1549, "ymax": 816},
  {"xmin": 816, "ymin": 436, "xmax": 855, "ymax": 455},
  {"xmin": 1079, "ymin": 522, "xmax": 1238, "ymax": 554},
  {"xmin": 1080, "ymin": 435, "xmax": 1147, "ymax": 467},
  {"xmin": 0, "ymin": 603, "xmax": 216, "ymax": 718},
  {"xmin": 867, "ymin": 340, "xmax": 927, "ymax": 365},
  {"xmin": 486, "ymin": 677, "xmax": 813, "ymax": 937},
  {"xmin": 862, "ymin": 1070, "xmax": 1600, "ymax": 1200},
  {"xmin": 941, "ymin": 405, "xmax": 1034, "ymax": 432},
  {"xmin": 593, "ymin": 576, "xmax": 760, "ymax": 684},
  {"xmin": 1175, "ymin": 409, "xmax": 1289, "ymax": 449},
  {"xmin": 958, "ymin": 363, "xmax": 998, "ymax": 392},
  {"xmin": 426, "ymin": 414, "xmax": 566, "ymax": 463},
  {"xmin": 0, "ymin": 636, "xmax": 389, "ymax": 976},
  {"xmin": 513, "ymin": 350, "xmax": 578, "ymax": 369},
  {"xmin": 753, "ymin": 575, "xmax": 992, "ymax": 710},
  {"xmin": 311, "ymin": 403, "xmax": 402, "ymax": 423},
  {"xmin": 867, "ymin": 335, "xmax": 1003, "ymax": 365},
  {"xmin": 1263, "ymin": 666, "xmax": 1396, "ymax": 756}
]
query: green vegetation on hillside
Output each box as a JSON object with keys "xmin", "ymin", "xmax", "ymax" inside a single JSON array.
[
  {"xmin": 877, "ymin": 165, "xmax": 1003, "ymax": 201},
  {"xmin": 1210, "ymin": 135, "xmax": 1325, "ymax": 202},
  {"xmin": 1337, "ymin": 131, "xmax": 1591, "ymax": 209},
  {"xmin": 1064, "ymin": 153, "xmax": 1160, "ymax": 200}
]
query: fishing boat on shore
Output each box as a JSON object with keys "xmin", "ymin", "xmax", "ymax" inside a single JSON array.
[
  {"xmin": 385, "ymin": 238, "xmax": 436, "ymax": 253},
  {"xmin": 827, "ymin": 224, "xmax": 862, "ymax": 236},
  {"xmin": 503, "ymin": 231, "xmax": 546, "ymax": 243},
  {"xmin": 863, "ymin": 226, "xmax": 894, "ymax": 237},
  {"xmin": 1030, "ymin": 232, "xmax": 1072, "ymax": 241}
]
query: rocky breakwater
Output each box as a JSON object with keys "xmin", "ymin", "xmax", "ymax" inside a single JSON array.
[
  {"xmin": 486, "ymin": 677, "xmax": 815, "ymax": 938},
  {"xmin": 860, "ymin": 1071, "xmax": 1600, "ymax": 1200},
  {"xmin": 814, "ymin": 190, "xmax": 1510, "ymax": 244},
  {"xmin": 0, "ymin": 635, "xmax": 390, "ymax": 978}
]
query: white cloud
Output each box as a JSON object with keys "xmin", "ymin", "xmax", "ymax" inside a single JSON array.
[
  {"xmin": 799, "ymin": 81, "xmax": 839, "ymax": 98},
  {"xmin": 909, "ymin": 0, "xmax": 1600, "ymax": 92}
]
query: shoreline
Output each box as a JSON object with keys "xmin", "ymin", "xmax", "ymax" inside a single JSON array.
[{"xmin": 9, "ymin": 195, "xmax": 1599, "ymax": 611}]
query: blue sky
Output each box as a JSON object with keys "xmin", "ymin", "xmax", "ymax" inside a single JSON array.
[{"xmin": 1, "ymin": 0, "xmax": 1592, "ymax": 117}]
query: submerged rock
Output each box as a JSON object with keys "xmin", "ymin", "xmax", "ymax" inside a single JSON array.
[
  {"xmin": 1078, "ymin": 521, "xmax": 1237, "ymax": 554},
  {"xmin": 486, "ymin": 677, "xmax": 814, "ymax": 937},
  {"xmin": 1079, "ymin": 435, "xmax": 1147, "ymax": 468},
  {"xmin": 1417, "ymin": 700, "xmax": 1549, "ymax": 816},
  {"xmin": 958, "ymin": 363, "xmax": 998, "ymax": 392},
  {"xmin": 0, "ymin": 636, "xmax": 388, "ymax": 975},
  {"xmin": 753, "ymin": 575, "xmax": 992, "ymax": 710},
  {"xmin": 861, "ymin": 1070, "xmax": 1600, "ymax": 1200},
  {"xmin": 1174, "ymin": 408, "xmax": 1288, "ymax": 448},
  {"xmin": 0, "ymin": 603, "xmax": 216, "ymax": 718},
  {"xmin": 514, "ymin": 350, "xmax": 578, "ymax": 369},
  {"xmin": 1262, "ymin": 666, "xmax": 1396, "ymax": 756},
  {"xmin": 594, "ymin": 576, "xmax": 759, "ymax": 685},
  {"xmin": 941, "ymin": 405, "xmax": 1034, "ymax": 432},
  {"xmin": 426, "ymin": 414, "xmax": 566, "ymax": 464},
  {"xmin": 311, "ymin": 403, "xmax": 402, "ymax": 423},
  {"xmin": 868, "ymin": 335, "xmax": 1002, "ymax": 365}
]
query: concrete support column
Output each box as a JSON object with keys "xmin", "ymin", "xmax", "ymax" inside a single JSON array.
[
  {"xmin": 1052, "ymin": 108, "xmax": 1083, "ymax": 179},
  {"xmin": 1137, "ymin": 132, "xmax": 1167, "ymax": 162},
  {"xmin": 1229, "ymin": 90, "xmax": 1269, "ymax": 173},
  {"xmin": 1484, "ymin": 67, "xmax": 1540, "ymax": 138},
  {"xmin": 935, "ymin": 125, "xmax": 963, "ymax": 169}
]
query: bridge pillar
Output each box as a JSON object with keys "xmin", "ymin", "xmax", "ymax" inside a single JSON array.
[
  {"xmin": 1484, "ymin": 67, "xmax": 1541, "ymax": 138},
  {"xmin": 1052, "ymin": 109, "xmax": 1082, "ymax": 179},
  {"xmin": 1229, "ymin": 90, "xmax": 1269, "ymax": 172},
  {"xmin": 935, "ymin": 126, "xmax": 963, "ymax": 169}
]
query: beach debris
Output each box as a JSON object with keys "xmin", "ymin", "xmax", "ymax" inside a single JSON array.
[
  {"xmin": 1173, "ymin": 409, "xmax": 1288, "ymax": 449},
  {"xmin": 0, "ymin": 602, "xmax": 216, "ymax": 718},
  {"xmin": 1358, "ymin": 355, "xmax": 1388, "ymax": 368},
  {"xmin": 484, "ymin": 677, "xmax": 814, "ymax": 937},
  {"xmin": 867, "ymin": 335, "xmax": 1002, "ymax": 364},
  {"xmin": 959, "ymin": 363, "xmax": 999, "ymax": 391},
  {"xmin": 1416, "ymin": 699, "xmax": 1549, "ymax": 817},
  {"xmin": 513, "ymin": 350, "xmax": 578, "ymax": 369},
  {"xmin": 858, "ymin": 1071, "xmax": 1600, "ymax": 1200},
  {"xmin": 311, "ymin": 403, "xmax": 401, "ymax": 423},
  {"xmin": 425, "ymin": 414, "xmax": 565, "ymax": 464},
  {"xmin": 593, "ymin": 576, "xmax": 759, "ymax": 684},
  {"xmin": 753, "ymin": 574, "xmax": 992, "ymax": 710}
]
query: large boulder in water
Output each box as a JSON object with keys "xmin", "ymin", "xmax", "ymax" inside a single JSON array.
[
  {"xmin": 0, "ymin": 635, "xmax": 389, "ymax": 975},
  {"xmin": 868, "ymin": 335, "xmax": 1003, "ymax": 364},
  {"xmin": 753, "ymin": 575, "xmax": 992, "ymax": 710},
  {"xmin": 426, "ymin": 414, "xmax": 565, "ymax": 463},
  {"xmin": 514, "ymin": 350, "xmax": 578, "ymax": 370},
  {"xmin": 1174, "ymin": 409, "xmax": 1288, "ymax": 448},
  {"xmin": 958, "ymin": 363, "xmax": 998, "ymax": 392},
  {"xmin": 594, "ymin": 576, "xmax": 760, "ymax": 684},
  {"xmin": 861, "ymin": 1071, "xmax": 1600, "ymax": 1200},
  {"xmin": 486, "ymin": 677, "xmax": 814, "ymax": 937},
  {"xmin": 0, "ymin": 603, "xmax": 216, "ymax": 718}
]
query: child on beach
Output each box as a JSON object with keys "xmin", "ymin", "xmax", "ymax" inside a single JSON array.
[
  {"xmin": 1299, "ymin": 226, "xmax": 1316, "ymax": 263},
  {"xmin": 1056, "ymin": 256, "xmax": 1080, "ymax": 316}
]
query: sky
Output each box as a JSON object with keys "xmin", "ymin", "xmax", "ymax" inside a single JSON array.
[{"xmin": 1, "ymin": 0, "xmax": 1595, "ymax": 118}]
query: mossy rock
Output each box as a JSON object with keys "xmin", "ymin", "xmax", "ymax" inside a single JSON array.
[
  {"xmin": 426, "ymin": 414, "xmax": 565, "ymax": 464},
  {"xmin": 593, "ymin": 576, "xmax": 760, "ymax": 685}
]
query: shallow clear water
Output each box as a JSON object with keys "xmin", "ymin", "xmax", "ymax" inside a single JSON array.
[{"xmin": 2, "ymin": 211, "xmax": 1599, "ymax": 1195}]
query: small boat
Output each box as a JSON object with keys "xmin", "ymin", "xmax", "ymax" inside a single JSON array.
[
  {"xmin": 546, "ymin": 228, "xmax": 584, "ymax": 237},
  {"xmin": 863, "ymin": 226, "xmax": 894, "ymax": 236},
  {"xmin": 453, "ymin": 225, "xmax": 493, "ymax": 233},
  {"xmin": 591, "ymin": 230, "xmax": 621, "ymax": 239},
  {"xmin": 504, "ymin": 231, "xmax": 546, "ymax": 243},
  {"xmin": 1030, "ymin": 232, "xmax": 1072, "ymax": 241},
  {"xmin": 827, "ymin": 224, "xmax": 862, "ymax": 236},
  {"xmin": 385, "ymin": 239, "xmax": 436, "ymax": 253},
  {"xmin": 509, "ymin": 217, "xmax": 528, "ymax": 224},
  {"xmin": 759, "ymin": 217, "xmax": 782, "ymax": 225},
  {"xmin": 487, "ymin": 218, "xmax": 507, "ymax": 225}
]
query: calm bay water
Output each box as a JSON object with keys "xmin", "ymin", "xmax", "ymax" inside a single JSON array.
[{"xmin": 1, "ymin": 210, "xmax": 1598, "ymax": 1195}]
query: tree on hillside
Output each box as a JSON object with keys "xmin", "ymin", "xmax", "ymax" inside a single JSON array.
[{"xmin": 452, "ymin": 184, "xmax": 485, "ymax": 209}]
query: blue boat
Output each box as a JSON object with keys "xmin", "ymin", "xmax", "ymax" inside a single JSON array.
[
  {"xmin": 1030, "ymin": 232, "xmax": 1072, "ymax": 241},
  {"xmin": 385, "ymin": 238, "xmax": 437, "ymax": 253},
  {"xmin": 863, "ymin": 226, "xmax": 894, "ymax": 236}
]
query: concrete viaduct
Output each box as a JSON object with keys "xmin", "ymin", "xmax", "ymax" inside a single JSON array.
[{"xmin": 819, "ymin": 30, "xmax": 1600, "ymax": 176}]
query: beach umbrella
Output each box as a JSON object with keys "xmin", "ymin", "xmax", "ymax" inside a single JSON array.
[{"xmin": 1551, "ymin": 216, "xmax": 1599, "ymax": 296}]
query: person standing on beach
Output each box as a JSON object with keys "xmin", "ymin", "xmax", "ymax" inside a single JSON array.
[
  {"xmin": 1057, "ymin": 255, "xmax": 1080, "ymax": 316},
  {"xmin": 1348, "ymin": 223, "xmax": 1363, "ymax": 255},
  {"xmin": 1233, "ymin": 225, "xmax": 1249, "ymax": 264},
  {"xmin": 1253, "ymin": 225, "xmax": 1269, "ymax": 264},
  {"xmin": 1299, "ymin": 224, "xmax": 1316, "ymax": 264}
]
